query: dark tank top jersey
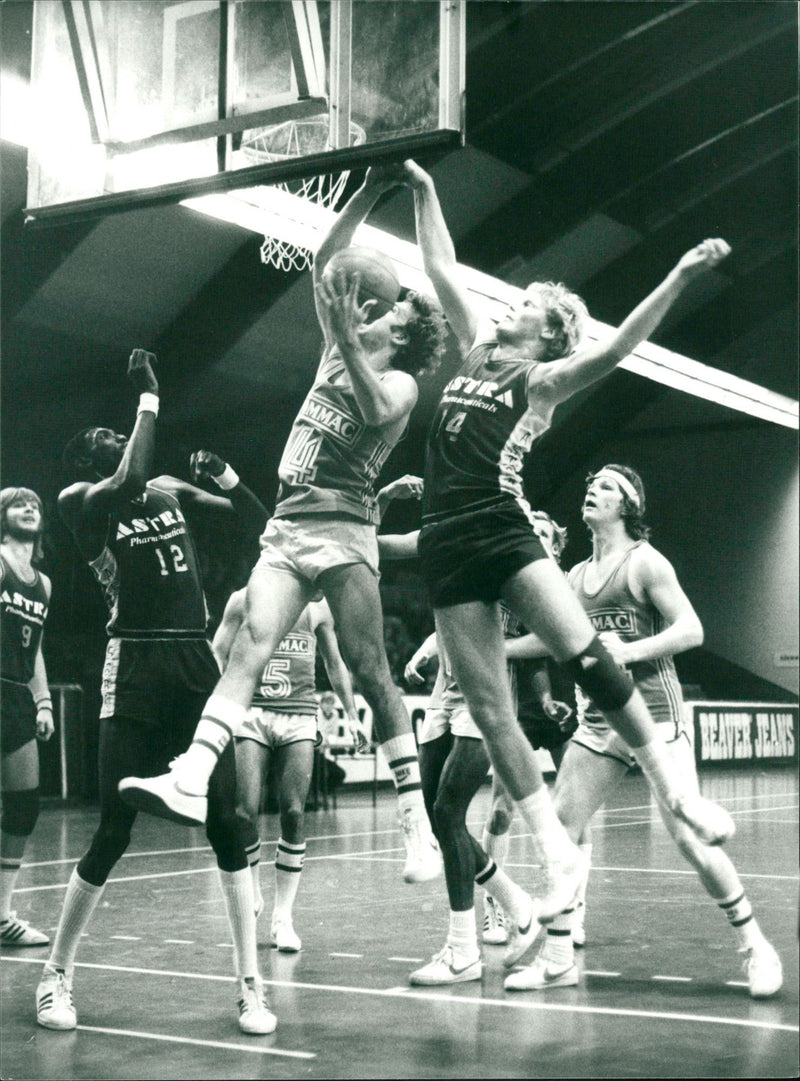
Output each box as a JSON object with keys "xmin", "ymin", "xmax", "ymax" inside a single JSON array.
[
  {"xmin": 88, "ymin": 483, "xmax": 208, "ymax": 639},
  {"xmin": 422, "ymin": 336, "xmax": 554, "ymax": 525},
  {"xmin": 0, "ymin": 556, "xmax": 49, "ymax": 684},
  {"xmin": 274, "ymin": 347, "xmax": 395, "ymax": 526}
]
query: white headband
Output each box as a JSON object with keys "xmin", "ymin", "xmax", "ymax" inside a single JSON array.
[{"xmin": 593, "ymin": 469, "xmax": 641, "ymax": 508}]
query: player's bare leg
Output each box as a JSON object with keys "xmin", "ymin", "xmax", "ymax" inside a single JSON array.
[{"xmin": 321, "ymin": 561, "xmax": 441, "ymax": 883}]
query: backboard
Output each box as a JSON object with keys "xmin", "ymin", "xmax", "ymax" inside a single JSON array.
[{"xmin": 24, "ymin": 0, "xmax": 465, "ymax": 225}]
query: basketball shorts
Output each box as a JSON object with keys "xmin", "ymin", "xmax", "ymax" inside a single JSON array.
[
  {"xmin": 419, "ymin": 703, "xmax": 483, "ymax": 743},
  {"xmin": 419, "ymin": 501, "xmax": 548, "ymax": 608},
  {"xmin": 571, "ymin": 707, "xmax": 688, "ymax": 769},
  {"xmin": 100, "ymin": 637, "xmax": 219, "ymax": 727},
  {"xmin": 256, "ymin": 514, "xmax": 379, "ymax": 592},
  {"xmin": 234, "ymin": 706, "xmax": 317, "ymax": 749},
  {"xmin": 518, "ymin": 710, "xmax": 577, "ymax": 752},
  {"xmin": 0, "ymin": 680, "xmax": 37, "ymax": 755}
]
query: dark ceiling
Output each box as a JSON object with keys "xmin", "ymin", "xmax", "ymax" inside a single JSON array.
[{"xmin": 1, "ymin": 0, "xmax": 798, "ymax": 519}]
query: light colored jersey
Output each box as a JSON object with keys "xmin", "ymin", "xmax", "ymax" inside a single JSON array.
[
  {"xmin": 274, "ymin": 347, "xmax": 397, "ymax": 526},
  {"xmin": 568, "ymin": 541, "xmax": 684, "ymax": 727},
  {"xmin": 251, "ymin": 605, "xmax": 317, "ymax": 716}
]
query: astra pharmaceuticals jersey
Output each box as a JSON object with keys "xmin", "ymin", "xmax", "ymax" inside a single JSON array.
[
  {"xmin": 422, "ymin": 332, "xmax": 555, "ymax": 526},
  {"xmin": 0, "ymin": 556, "xmax": 49, "ymax": 684},
  {"xmin": 88, "ymin": 482, "xmax": 208, "ymax": 639},
  {"xmin": 274, "ymin": 347, "xmax": 396, "ymax": 526}
]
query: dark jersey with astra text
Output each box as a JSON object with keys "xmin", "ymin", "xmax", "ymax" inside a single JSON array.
[
  {"xmin": 422, "ymin": 332, "xmax": 555, "ymax": 525},
  {"xmin": 88, "ymin": 482, "xmax": 208, "ymax": 639},
  {"xmin": 0, "ymin": 556, "xmax": 49, "ymax": 684}
]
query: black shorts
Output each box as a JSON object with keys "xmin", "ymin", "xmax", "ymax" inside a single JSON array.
[
  {"xmin": 100, "ymin": 637, "xmax": 219, "ymax": 728},
  {"xmin": 518, "ymin": 711, "xmax": 576, "ymax": 752},
  {"xmin": 419, "ymin": 501, "xmax": 548, "ymax": 608},
  {"xmin": 0, "ymin": 681, "xmax": 37, "ymax": 755}
]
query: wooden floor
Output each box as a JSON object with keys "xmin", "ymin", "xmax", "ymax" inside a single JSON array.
[{"xmin": 2, "ymin": 767, "xmax": 797, "ymax": 1080}]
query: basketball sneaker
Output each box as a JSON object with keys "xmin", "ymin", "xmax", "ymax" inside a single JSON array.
[
  {"xmin": 504, "ymin": 955, "xmax": 579, "ymax": 992},
  {"xmin": 482, "ymin": 895, "xmax": 508, "ymax": 945},
  {"xmin": 118, "ymin": 755, "xmax": 207, "ymax": 826},
  {"xmin": 503, "ymin": 894, "xmax": 541, "ymax": 967},
  {"xmin": 572, "ymin": 902, "xmax": 586, "ymax": 947},
  {"xmin": 539, "ymin": 846, "xmax": 588, "ymax": 924},
  {"xmin": 400, "ymin": 808, "xmax": 442, "ymax": 884},
  {"xmin": 743, "ymin": 942, "xmax": 783, "ymax": 998},
  {"xmin": 36, "ymin": 968, "xmax": 77, "ymax": 1030},
  {"xmin": 237, "ymin": 976, "xmax": 277, "ymax": 1035},
  {"xmin": 0, "ymin": 912, "xmax": 49, "ymax": 947},
  {"xmin": 409, "ymin": 944, "xmax": 482, "ymax": 986},
  {"xmin": 670, "ymin": 793, "xmax": 734, "ymax": 846},
  {"xmin": 270, "ymin": 917, "xmax": 301, "ymax": 953}
]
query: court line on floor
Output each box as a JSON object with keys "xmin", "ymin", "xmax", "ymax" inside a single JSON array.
[
  {"xmin": 3, "ymin": 955, "xmax": 795, "ymax": 1035},
  {"xmin": 74, "ymin": 1025, "xmax": 315, "ymax": 1059}
]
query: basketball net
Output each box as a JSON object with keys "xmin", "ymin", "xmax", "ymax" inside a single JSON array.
[{"xmin": 238, "ymin": 116, "xmax": 366, "ymax": 272}]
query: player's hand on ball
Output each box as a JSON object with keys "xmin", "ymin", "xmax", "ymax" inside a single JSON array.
[
  {"xmin": 190, "ymin": 450, "xmax": 226, "ymax": 483},
  {"xmin": 127, "ymin": 349, "xmax": 159, "ymax": 395}
]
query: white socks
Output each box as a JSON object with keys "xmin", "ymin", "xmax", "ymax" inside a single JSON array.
[
  {"xmin": 218, "ymin": 868, "xmax": 258, "ymax": 981},
  {"xmin": 273, "ymin": 839, "xmax": 305, "ymax": 922},
  {"xmin": 47, "ymin": 868, "xmax": 105, "ymax": 976},
  {"xmin": 380, "ymin": 734, "xmax": 425, "ymax": 816}
]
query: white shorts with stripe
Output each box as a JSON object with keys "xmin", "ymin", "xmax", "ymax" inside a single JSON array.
[
  {"xmin": 418, "ymin": 703, "xmax": 483, "ymax": 744},
  {"xmin": 571, "ymin": 710, "xmax": 690, "ymax": 770},
  {"xmin": 234, "ymin": 706, "xmax": 317, "ymax": 749}
]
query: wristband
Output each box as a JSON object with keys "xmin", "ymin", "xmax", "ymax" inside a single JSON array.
[
  {"xmin": 137, "ymin": 392, "xmax": 159, "ymax": 416},
  {"xmin": 213, "ymin": 463, "xmax": 240, "ymax": 491},
  {"xmin": 34, "ymin": 696, "xmax": 53, "ymax": 713}
]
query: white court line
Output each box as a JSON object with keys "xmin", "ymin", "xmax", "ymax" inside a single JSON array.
[
  {"xmin": 330, "ymin": 952, "xmax": 362, "ymax": 959},
  {"xmin": 164, "ymin": 939, "xmax": 195, "ymax": 945},
  {"xmin": 3, "ymin": 955, "xmax": 796, "ymax": 1035},
  {"xmin": 652, "ymin": 975, "xmax": 692, "ymax": 983},
  {"xmin": 388, "ymin": 957, "xmax": 424, "ymax": 963},
  {"xmin": 584, "ymin": 970, "xmax": 621, "ymax": 977},
  {"xmin": 110, "ymin": 935, "xmax": 140, "ymax": 941},
  {"xmin": 75, "ymin": 1024, "xmax": 314, "ymax": 1059},
  {"xmin": 28, "ymin": 792, "xmax": 797, "ymax": 870}
]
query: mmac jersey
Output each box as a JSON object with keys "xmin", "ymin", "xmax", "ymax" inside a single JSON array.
[
  {"xmin": 569, "ymin": 541, "xmax": 684, "ymax": 728},
  {"xmin": 88, "ymin": 483, "xmax": 208, "ymax": 639},
  {"xmin": 422, "ymin": 333, "xmax": 555, "ymax": 526},
  {"xmin": 274, "ymin": 348, "xmax": 396, "ymax": 526},
  {"xmin": 0, "ymin": 556, "xmax": 49, "ymax": 684},
  {"xmin": 251, "ymin": 606, "xmax": 317, "ymax": 716}
]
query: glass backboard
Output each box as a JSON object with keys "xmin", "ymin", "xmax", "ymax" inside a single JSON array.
[{"xmin": 24, "ymin": 0, "xmax": 465, "ymax": 225}]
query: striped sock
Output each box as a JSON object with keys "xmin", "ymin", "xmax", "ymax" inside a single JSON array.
[
  {"xmin": 380, "ymin": 734, "xmax": 424, "ymax": 815},
  {"xmin": 481, "ymin": 827, "xmax": 510, "ymax": 870},
  {"xmin": 245, "ymin": 838, "xmax": 262, "ymax": 913},
  {"xmin": 718, "ymin": 888, "xmax": 764, "ymax": 950},
  {"xmin": 179, "ymin": 696, "xmax": 246, "ymax": 793},
  {"xmin": 218, "ymin": 868, "xmax": 258, "ymax": 980},
  {"xmin": 541, "ymin": 907, "xmax": 575, "ymax": 967},
  {"xmin": 474, "ymin": 857, "xmax": 529, "ymax": 924},
  {"xmin": 273, "ymin": 839, "xmax": 305, "ymax": 921},
  {"xmin": 0, "ymin": 857, "xmax": 22, "ymax": 921},
  {"xmin": 48, "ymin": 868, "xmax": 105, "ymax": 976}
]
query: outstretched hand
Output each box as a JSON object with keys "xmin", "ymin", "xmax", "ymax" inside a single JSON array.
[
  {"xmin": 675, "ymin": 238, "xmax": 731, "ymax": 279},
  {"xmin": 364, "ymin": 163, "xmax": 408, "ymax": 193},
  {"xmin": 190, "ymin": 449, "xmax": 226, "ymax": 483},
  {"xmin": 127, "ymin": 348, "xmax": 158, "ymax": 395},
  {"xmin": 316, "ymin": 268, "xmax": 373, "ymax": 347},
  {"xmin": 400, "ymin": 160, "xmax": 430, "ymax": 189}
]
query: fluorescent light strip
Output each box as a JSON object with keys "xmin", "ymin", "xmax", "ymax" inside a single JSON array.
[{"xmin": 185, "ymin": 185, "xmax": 797, "ymax": 430}]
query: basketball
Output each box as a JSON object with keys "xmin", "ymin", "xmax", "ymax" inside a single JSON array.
[{"xmin": 323, "ymin": 246, "xmax": 401, "ymax": 308}]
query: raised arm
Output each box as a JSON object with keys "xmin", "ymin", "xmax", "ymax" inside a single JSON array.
[
  {"xmin": 377, "ymin": 529, "xmax": 420, "ymax": 561},
  {"xmin": 58, "ymin": 350, "xmax": 159, "ymax": 549},
  {"xmin": 315, "ymin": 269, "xmax": 418, "ymax": 429},
  {"xmin": 376, "ymin": 474, "xmax": 423, "ymax": 520},
  {"xmin": 403, "ymin": 160, "xmax": 478, "ymax": 354},
  {"xmin": 313, "ymin": 167, "xmax": 404, "ymax": 346},
  {"xmin": 599, "ymin": 547, "xmax": 703, "ymax": 667},
  {"xmin": 154, "ymin": 450, "xmax": 268, "ymax": 537},
  {"xmin": 532, "ymin": 238, "xmax": 731, "ymax": 406}
]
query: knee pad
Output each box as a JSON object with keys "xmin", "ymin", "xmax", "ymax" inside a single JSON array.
[
  {"xmin": 78, "ymin": 821, "xmax": 133, "ymax": 885},
  {"xmin": 206, "ymin": 813, "xmax": 247, "ymax": 874},
  {"xmin": 1, "ymin": 788, "xmax": 39, "ymax": 837},
  {"xmin": 563, "ymin": 637, "xmax": 634, "ymax": 712}
]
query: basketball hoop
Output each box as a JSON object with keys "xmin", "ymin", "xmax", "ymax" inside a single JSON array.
[{"xmin": 238, "ymin": 115, "xmax": 366, "ymax": 272}]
